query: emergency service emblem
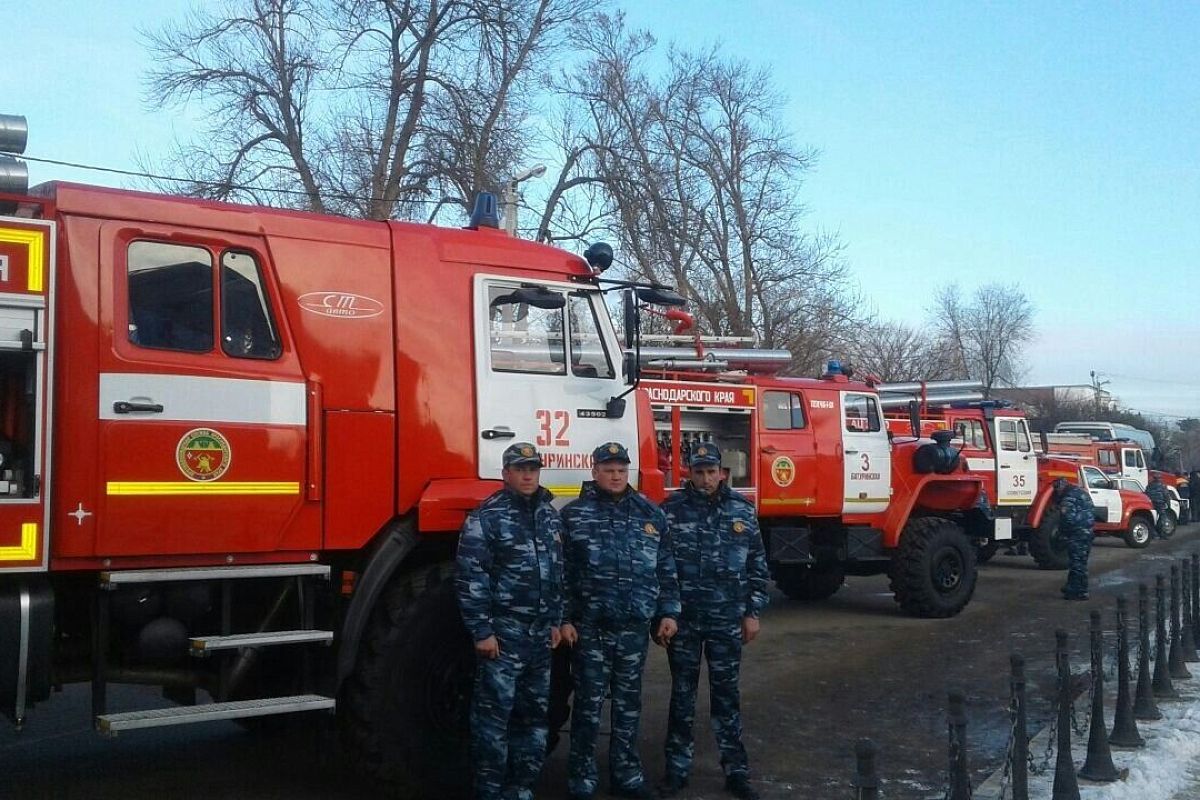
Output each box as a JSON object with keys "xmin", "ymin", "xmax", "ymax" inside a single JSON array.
[
  {"xmin": 644, "ymin": 522, "xmax": 658, "ymax": 536},
  {"xmin": 521, "ymin": 445, "xmax": 534, "ymax": 457},
  {"xmin": 771, "ymin": 456, "xmax": 796, "ymax": 488},
  {"xmin": 732, "ymin": 521, "xmax": 746, "ymax": 535},
  {"xmin": 176, "ymin": 428, "xmax": 232, "ymax": 482}
]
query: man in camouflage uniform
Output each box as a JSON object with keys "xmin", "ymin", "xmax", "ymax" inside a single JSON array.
[
  {"xmin": 456, "ymin": 442, "xmax": 565, "ymax": 800},
  {"xmin": 1145, "ymin": 473, "xmax": 1171, "ymax": 538},
  {"xmin": 1053, "ymin": 477, "xmax": 1095, "ymax": 601},
  {"xmin": 560, "ymin": 442, "xmax": 681, "ymax": 800},
  {"xmin": 658, "ymin": 444, "xmax": 770, "ymax": 800}
]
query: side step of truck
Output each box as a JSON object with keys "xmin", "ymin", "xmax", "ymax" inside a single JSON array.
[
  {"xmin": 97, "ymin": 695, "xmax": 335, "ymax": 735},
  {"xmin": 100, "ymin": 563, "xmax": 330, "ymax": 587},
  {"xmin": 190, "ymin": 629, "xmax": 334, "ymax": 654}
]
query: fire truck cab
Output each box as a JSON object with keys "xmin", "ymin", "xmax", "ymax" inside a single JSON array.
[{"xmin": 0, "ymin": 117, "xmax": 681, "ymax": 795}]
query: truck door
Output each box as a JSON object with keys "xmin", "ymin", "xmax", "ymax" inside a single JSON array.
[
  {"xmin": 994, "ymin": 417, "xmax": 1037, "ymax": 507},
  {"xmin": 758, "ymin": 389, "xmax": 818, "ymax": 511},
  {"xmin": 840, "ymin": 392, "xmax": 890, "ymax": 514},
  {"xmin": 1082, "ymin": 466, "xmax": 1122, "ymax": 524},
  {"xmin": 0, "ymin": 217, "xmax": 53, "ymax": 571},
  {"xmin": 1122, "ymin": 447, "xmax": 1148, "ymax": 487},
  {"xmin": 94, "ymin": 226, "xmax": 314, "ymax": 557},
  {"xmin": 474, "ymin": 276, "xmax": 635, "ymax": 497}
]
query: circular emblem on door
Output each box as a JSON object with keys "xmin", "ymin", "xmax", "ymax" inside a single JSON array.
[
  {"xmin": 771, "ymin": 456, "xmax": 796, "ymax": 488},
  {"xmin": 176, "ymin": 428, "xmax": 232, "ymax": 482}
]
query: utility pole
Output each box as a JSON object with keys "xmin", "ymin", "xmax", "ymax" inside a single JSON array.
[{"xmin": 1089, "ymin": 370, "xmax": 1110, "ymax": 416}]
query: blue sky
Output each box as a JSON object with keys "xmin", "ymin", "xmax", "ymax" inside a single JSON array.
[{"xmin": 6, "ymin": 1, "xmax": 1199, "ymax": 418}]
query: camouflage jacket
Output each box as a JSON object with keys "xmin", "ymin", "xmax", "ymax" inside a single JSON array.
[
  {"xmin": 455, "ymin": 486, "xmax": 564, "ymax": 642},
  {"xmin": 1058, "ymin": 485, "xmax": 1096, "ymax": 533},
  {"xmin": 1145, "ymin": 480, "xmax": 1169, "ymax": 510},
  {"xmin": 561, "ymin": 482, "xmax": 681, "ymax": 628},
  {"xmin": 661, "ymin": 481, "xmax": 770, "ymax": 627}
]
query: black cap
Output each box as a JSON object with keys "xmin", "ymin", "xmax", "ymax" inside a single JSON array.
[
  {"xmin": 593, "ymin": 442, "xmax": 631, "ymax": 464},
  {"xmin": 688, "ymin": 443, "xmax": 722, "ymax": 467}
]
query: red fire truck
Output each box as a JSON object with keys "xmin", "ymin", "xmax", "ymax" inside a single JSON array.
[
  {"xmin": 641, "ymin": 361, "xmax": 990, "ymax": 619},
  {"xmin": 0, "ymin": 113, "xmax": 690, "ymax": 794},
  {"xmin": 879, "ymin": 403, "xmax": 1157, "ymax": 568}
]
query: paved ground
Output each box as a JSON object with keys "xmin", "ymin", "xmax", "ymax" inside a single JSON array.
[{"xmin": 4, "ymin": 524, "xmax": 1199, "ymax": 800}]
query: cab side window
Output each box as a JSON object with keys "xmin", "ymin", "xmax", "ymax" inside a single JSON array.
[
  {"xmin": 487, "ymin": 285, "xmax": 566, "ymax": 375},
  {"xmin": 1016, "ymin": 419, "xmax": 1032, "ymax": 453},
  {"xmin": 1083, "ymin": 468, "xmax": 1110, "ymax": 489},
  {"xmin": 1124, "ymin": 450, "xmax": 1139, "ymax": 468},
  {"xmin": 763, "ymin": 391, "xmax": 806, "ymax": 430},
  {"xmin": 566, "ymin": 293, "xmax": 613, "ymax": 379},
  {"xmin": 998, "ymin": 420, "xmax": 1018, "ymax": 451},
  {"xmin": 127, "ymin": 242, "xmax": 214, "ymax": 352},
  {"xmin": 954, "ymin": 419, "xmax": 987, "ymax": 449},
  {"xmin": 843, "ymin": 394, "xmax": 880, "ymax": 432},
  {"xmin": 221, "ymin": 251, "xmax": 281, "ymax": 359}
]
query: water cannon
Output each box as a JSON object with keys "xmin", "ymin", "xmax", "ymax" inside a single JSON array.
[{"xmin": 0, "ymin": 114, "xmax": 29, "ymax": 197}]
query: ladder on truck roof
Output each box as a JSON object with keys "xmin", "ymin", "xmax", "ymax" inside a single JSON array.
[{"xmin": 92, "ymin": 563, "xmax": 335, "ymax": 734}]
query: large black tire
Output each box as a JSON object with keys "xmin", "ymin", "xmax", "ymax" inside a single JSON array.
[
  {"xmin": 1158, "ymin": 510, "xmax": 1178, "ymax": 540},
  {"xmin": 341, "ymin": 562, "xmax": 474, "ymax": 799},
  {"xmin": 1124, "ymin": 514, "xmax": 1153, "ymax": 549},
  {"xmin": 888, "ymin": 517, "xmax": 977, "ymax": 618},
  {"xmin": 1028, "ymin": 508, "xmax": 1069, "ymax": 571},
  {"xmin": 774, "ymin": 563, "xmax": 845, "ymax": 601}
]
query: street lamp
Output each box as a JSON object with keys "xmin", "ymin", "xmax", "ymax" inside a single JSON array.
[{"xmin": 502, "ymin": 164, "xmax": 546, "ymax": 237}]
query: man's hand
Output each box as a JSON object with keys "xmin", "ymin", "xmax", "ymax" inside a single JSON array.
[
  {"xmin": 549, "ymin": 626, "xmax": 563, "ymax": 649},
  {"xmin": 475, "ymin": 635, "xmax": 500, "ymax": 659},
  {"xmin": 654, "ymin": 617, "xmax": 678, "ymax": 647},
  {"xmin": 741, "ymin": 616, "xmax": 760, "ymax": 644},
  {"xmin": 559, "ymin": 623, "xmax": 579, "ymax": 647}
]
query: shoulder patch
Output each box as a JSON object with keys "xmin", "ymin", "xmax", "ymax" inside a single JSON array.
[
  {"xmin": 644, "ymin": 522, "xmax": 659, "ymax": 536},
  {"xmin": 732, "ymin": 520, "xmax": 746, "ymax": 535}
]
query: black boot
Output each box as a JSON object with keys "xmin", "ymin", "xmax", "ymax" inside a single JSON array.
[
  {"xmin": 724, "ymin": 775, "xmax": 760, "ymax": 800},
  {"xmin": 656, "ymin": 775, "xmax": 688, "ymax": 798}
]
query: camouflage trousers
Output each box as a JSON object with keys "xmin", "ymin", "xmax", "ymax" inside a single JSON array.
[
  {"xmin": 1064, "ymin": 529, "xmax": 1092, "ymax": 598},
  {"xmin": 470, "ymin": 620, "xmax": 552, "ymax": 800},
  {"xmin": 568, "ymin": 624, "xmax": 651, "ymax": 796},
  {"xmin": 664, "ymin": 623, "xmax": 749, "ymax": 780}
]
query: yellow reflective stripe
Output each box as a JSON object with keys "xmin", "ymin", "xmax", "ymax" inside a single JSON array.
[
  {"xmin": 107, "ymin": 482, "xmax": 300, "ymax": 496},
  {"xmin": 997, "ymin": 499, "xmax": 1032, "ymax": 506},
  {"xmin": 761, "ymin": 497, "xmax": 816, "ymax": 506},
  {"xmin": 544, "ymin": 484, "xmax": 581, "ymax": 498},
  {"xmin": 844, "ymin": 497, "xmax": 889, "ymax": 504},
  {"xmin": 0, "ymin": 523, "xmax": 38, "ymax": 561},
  {"xmin": 0, "ymin": 226, "xmax": 46, "ymax": 292}
]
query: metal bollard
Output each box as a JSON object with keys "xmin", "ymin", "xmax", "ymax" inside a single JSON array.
[
  {"xmin": 1181, "ymin": 559, "xmax": 1199, "ymax": 661},
  {"xmin": 1192, "ymin": 552, "xmax": 1200, "ymax": 644},
  {"xmin": 1052, "ymin": 630, "xmax": 1081, "ymax": 800},
  {"xmin": 1109, "ymin": 596, "xmax": 1145, "ymax": 747},
  {"xmin": 1153, "ymin": 574, "xmax": 1179, "ymax": 698},
  {"xmin": 1134, "ymin": 584, "xmax": 1162, "ymax": 719},
  {"xmin": 1010, "ymin": 654, "xmax": 1029, "ymax": 800},
  {"xmin": 1169, "ymin": 564, "xmax": 1191, "ymax": 679},
  {"xmin": 1078, "ymin": 610, "xmax": 1120, "ymax": 781},
  {"xmin": 852, "ymin": 738, "xmax": 879, "ymax": 800},
  {"xmin": 947, "ymin": 692, "xmax": 972, "ymax": 800}
]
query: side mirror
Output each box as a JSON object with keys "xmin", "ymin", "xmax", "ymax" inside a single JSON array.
[
  {"xmin": 635, "ymin": 286, "xmax": 686, "ymax": 307},
  {"xmin": 605, "ymin": 396, "xmax": 626, "ymax": 419},
  {"xmin": 490, "ymin": 285, "xmax": 564, "ymax": 310}
]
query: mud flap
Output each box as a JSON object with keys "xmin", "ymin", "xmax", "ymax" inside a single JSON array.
[{"xmin": 0, "ymin": 576, "xmax": 54, "ymax": 725}]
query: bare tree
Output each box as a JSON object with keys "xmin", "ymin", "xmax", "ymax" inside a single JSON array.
[
  {"xmin": 540, "ymin": 14, "xmax": 859, "ymax": 373},
  {"xmin": 844, "ymin": 319, "xmax": 960, "ymax": 383},
  {"xmin": 142, "ymin": 0, "xmax": 604, "ymax": 219},
  {"xmin": 928, "ymin": 283, "xmax": 1035, "ymax": 396}
]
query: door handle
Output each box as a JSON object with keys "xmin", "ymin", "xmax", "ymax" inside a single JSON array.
[
  {"xmin": 113, "ymin": 401, "xmax": 164, "ymax": 414},
  {"xmin": 1000, "ymin": 465, "xmax": 1012, "ymax": 469},
  {"xmin": 481, "ymin": 429, "xmax": 516, "ymax": 440},
  {"xmin": 760, "ymin": 446, "xmax": 778, "ymax": 455},
  {"xmin": 844, "ymin": 449, "xmax": 860, "ymax": 455}
]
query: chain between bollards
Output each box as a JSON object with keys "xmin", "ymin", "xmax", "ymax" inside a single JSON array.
[
  {"xmin": 1052, "ymin": 630, "xmax": 1080, "ymax": 800},
  {"xmin": 1109, "ymin": 595, "xmax": 1145, "ymax": 747}
]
